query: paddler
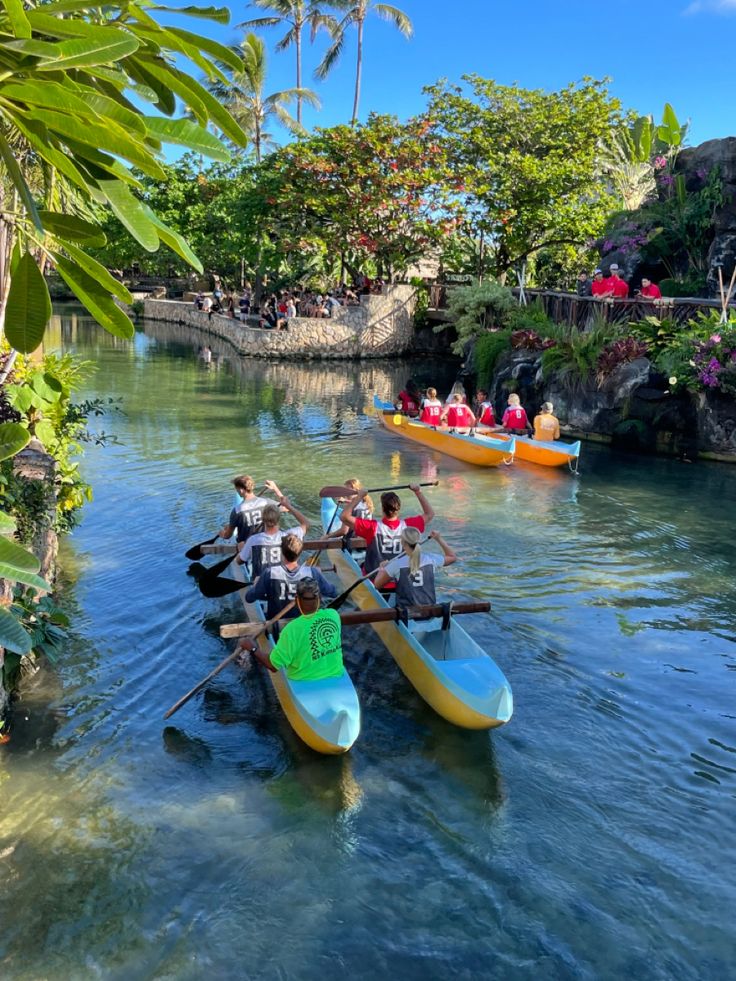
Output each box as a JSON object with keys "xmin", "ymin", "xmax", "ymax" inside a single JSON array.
[
  {"xmin": 395, "ymin": 379, "xmax": 422, "ymax": 418},
  {"xmin": 325, "ymin": 477, "xmax": 374, "ymax": 538},
  {"xmin": 237, "ymin": 496, "xmax": 310, "ymax": 578},
  {"xmin": 219, "ymin": 476, "xmax": 280, "ymax": 546},
  {"xmin": 339, "ymin": 484, "xmax": 434, "ymax": 578},
  {"xmin": 374, "ymin": 528, "xmax": 457, "ymax": 608},
  {"xmin": 244, "ymin": 533, "xmax": 336, "ymax": 620},
  {"xmin": 238, "ymin": 579, "xmax": 345, "ymax": 681}
]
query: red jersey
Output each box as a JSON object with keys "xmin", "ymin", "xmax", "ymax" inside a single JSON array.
[
  {"xmin": 420, "ymin": 399, "xmax": 443, "ymax": 425},
  {"xmin": 591, "ymin": 279, "xmax": 608, "ymax": 296},
  {"xmin": 397, "ymin": 391, "xmax": 420, "ymax": 416},
  {"xmin": 610, "ymin": 277, "xmax": 629, "ymax": 298},
  {"xmin": 502, "ymin": 406, "xmax": 529, "ymax": 430},
  {"xmin": 446, "ymin": 404, "xmax": 475, "ymax": 428},
  {"xmin": 477, "ymin": 401, "xmax": 495, "ymax": 426},
  {"xmin": 640, "ymin": 283, "xmax": 661, "ymax": 299}
]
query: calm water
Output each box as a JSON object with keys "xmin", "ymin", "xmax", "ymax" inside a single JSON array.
[{"xmin": 1, "ymin": 309, "xmax": 735, "ymax": 980}]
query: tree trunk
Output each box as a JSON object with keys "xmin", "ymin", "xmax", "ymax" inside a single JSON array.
[
  {"xmin": 296, "ymin": 23, "xmax": 303, "ymax": 126},
  {"xmin": 351, "ymin": 18, "xmax": 364, "ymax": 127}
]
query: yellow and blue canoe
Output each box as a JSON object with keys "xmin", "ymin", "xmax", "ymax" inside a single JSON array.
[
  {"xmin": 484, "ymin": 430, "xmax": 581, "ymax": 469},
  {"xmin": 234, "ymin": 563, "xmax": 361, "ymax": 755},
  {"xmin": 374, "ymin": 396, "xmax": 515, "ymax": 467},
  {"xmin": 321, "ymin": 500, "xmax": 513, "ymax": 730}
]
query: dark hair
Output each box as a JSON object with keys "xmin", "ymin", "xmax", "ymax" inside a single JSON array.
[
  {"xmin": 381, "ymin": 492, "xmax": 401, "ymax": 517},
  {"xmin": 233, "ymin": 475, "xmax": 255, "ymax": 494},
  {"xmin": 296, "ymin": 577, "xmax": 320, "ymax": 600},
  {"xmin": 281, "ymin": 533, "xmax": 304, "ymax": 563}
]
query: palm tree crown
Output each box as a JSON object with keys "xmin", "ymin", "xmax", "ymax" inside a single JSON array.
[
  {"xmin": 240, "ymin": 1, "xmax": 337, "ymax": 124},
  {"xmin": 315, "ymin": 1, "xmax": 413, "ymax": 126},
  {"xmin": 206, "ymin": 33, "xmax": 320, "ymax": 162}
]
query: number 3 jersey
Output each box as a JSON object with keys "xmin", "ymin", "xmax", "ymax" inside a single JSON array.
[{"xmin": 382, "ymin": 552, "xmax": 445, "ymax": 609}]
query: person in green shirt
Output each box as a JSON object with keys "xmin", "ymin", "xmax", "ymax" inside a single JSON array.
[{"xmin": 238, "ymin": 579, "xmax": 345, "ymax": 682}]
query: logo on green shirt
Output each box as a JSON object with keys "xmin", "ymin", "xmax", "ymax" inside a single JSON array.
[{"xmin": 309, "ymin": 617, "xmax": 340, "ymax": 662}]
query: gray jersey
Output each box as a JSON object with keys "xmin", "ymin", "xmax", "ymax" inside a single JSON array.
[
  {"xmin": 228, "ymin": 495, "xmax": 270, "ymax": 544},
  {"xmin": 383, "ymin": 552, "xmax": 445, "ymax": 609}
]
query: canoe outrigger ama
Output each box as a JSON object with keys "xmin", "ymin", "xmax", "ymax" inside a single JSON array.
[
  {"xmin": 374, "ymin": 395, "xmax": 581, "ymax": 471},
  {"xmin": 234, "ymin": 563, "xmax": 361, "ymax": 755},
  {"xmin": 321, "ymin": 500, "xmax": 513, "ymax": 730},
  {"xmin": 373, "ymin": 396, "xmax": 515, "ymax": 468}
]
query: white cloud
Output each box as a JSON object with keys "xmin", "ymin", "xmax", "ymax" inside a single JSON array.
[{"xmin": 685, "ymin": 0, "xmax": 736, "ymax": 13}]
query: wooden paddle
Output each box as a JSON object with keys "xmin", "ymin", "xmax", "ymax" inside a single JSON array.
[
  {"xmin": 327, "ymin": 568, "xmax": 381, "ymax": 610},
  {"xmin": 319, "ymin": 480, "xmax": 439, "ymax": 499},
  {"xmin": 163, "ymin": 600, "xmax": 296, "ymax": 719}
]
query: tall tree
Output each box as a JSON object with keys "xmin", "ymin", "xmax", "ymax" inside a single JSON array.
[
  {"xmin": 208, "ymin": 33, "xmax": 319, "ymax": 161},
  {"xmin": 316, "ymin": 1, "xmax": 413, "ymax": 126},
  {"xmin": 240, "ymin": 1, "xmax": 336, "ymax": 125}
]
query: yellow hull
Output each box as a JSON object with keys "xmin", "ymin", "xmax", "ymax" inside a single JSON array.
[
  {"xmin": 377, "ymin": 410, "xmax": 513, "ymax": 467},
  {"xmin": 331, "ymin": 551, "xmax": 511, "ymax": 729},
  {"xmin": 480, "ymin": 430, "xmax": 580, "ymax": 468}
]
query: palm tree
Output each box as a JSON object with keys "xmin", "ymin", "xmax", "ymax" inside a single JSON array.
[
  {"xmin": 206, "ymin": 33, "xmax": 320, "ymax": 162},
  {"xmin": 240, "ymin": 1, "xmax": 337, "ymax": 125},
  {"xmin": 315, "ymin": 1, "xmax": 412, "ymax": 126}
]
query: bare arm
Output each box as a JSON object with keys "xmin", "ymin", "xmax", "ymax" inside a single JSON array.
[
  {"xmin": 430, "ymin": 530, "xmax": 457, "ymax": 566},
  {"xmin": 373, "ymin": 561, "xmax": 392, "ymax": 591},
  {"xmin": 279, "ymin": 496, "xmax": 310, "ymax": 534},
  {"xmin": 339, "ymin": 492, "xmax": 365, "ymax": 531},
  {"xmin": 410, "ymin": 483, "xmax": 434, "ymax": 524}
]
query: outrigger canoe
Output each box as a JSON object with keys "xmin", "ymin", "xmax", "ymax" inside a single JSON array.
[
  {"xmin": 482, "ymin": 430, "xmax": 581, "ymax": 469},
  {"xmin": 234, "ymin": 562, "xmax": 361, "ymax": 755},
  {"xmin": 373, "ymin": 396, "xmax": 515, "ymax": 467},
  {"xmin": 321, "ymin": 500, "xmax": 513, "ymax": 729}
]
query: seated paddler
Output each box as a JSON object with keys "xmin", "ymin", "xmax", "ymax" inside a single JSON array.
[
  {"xmin": 374, "ymin": 528, "xmax": 457, "ymax": 615},
  {"xmin": 245, "ymin": 534, "xmax": 336, "ymax": 621}
]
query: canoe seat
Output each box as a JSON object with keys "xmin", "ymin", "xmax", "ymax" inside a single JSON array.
[{"xmin": 289, "ymin": 674, "xmax": 359, "ymax": 723}]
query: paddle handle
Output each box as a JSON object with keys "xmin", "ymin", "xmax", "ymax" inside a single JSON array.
[
  {"xmin": 163, "ymin": 647, "xmax": 241, "ymax": 720},
  {"xmin": 365, "ymin": 480, "xmax": 439, "ymax": 494}
]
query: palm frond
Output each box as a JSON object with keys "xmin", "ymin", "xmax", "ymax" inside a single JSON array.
[
  {"xmin": 265, "ymin": 86, "xmax": 321, "ymax": 109},
  {"xmin": 272, "ymin": 103, "xmax": 307, "ymax": 135},
  {"xmin": 237, "ymin": 15, "xmax": 283, "ymax": 29},
  {"xmin": 275, "ymin": 24, "xmax": 299, "ymax": 51},
  {"xmin": 307, "ymin": 10, "xmax": 339, "ymax": 41},
  {"xmin": 314, "ymin": 19, "xmax": 350, "ymax": 80},
  {"xmin": 374, "ymin": 3, "xmax": 413, "ymax": 37}
]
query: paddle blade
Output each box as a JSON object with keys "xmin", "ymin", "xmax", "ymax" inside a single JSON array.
[
  {"xmin": 185, "ymin": 535, "xmax": 218, "ymax": 560},
  {"xmin": 393, "ymin": 414, "xmax": 402, "ymax": 425},
  {"xmin": 319, "ymin": 485, "xmax": 354, "ymax": 499},
  {"xmin": 199, "ymin": 576, "xmax": 250, "ymax": 599},
  {"xmin": 203, "ymin": 553, "xmax": 237, "ymax": 579}
]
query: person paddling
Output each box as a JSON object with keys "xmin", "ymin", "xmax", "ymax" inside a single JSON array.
[
  {"xmin": 374, "ymin": 528, "xmax": 456, "ymax": 609},
  {"xmin": 340, "ymin": 484, "xmax": 434, "ymax": 579},
  {"xmin": 219, "ymin": 476, "xmax": 278, "ymax": 546},
  {"xmin": 238, "ymin": 578, "xmax": 345, "ymax": 681},
  {"xmin": 238, "ymin": 496, "xmax": 310, "ymax": 578},
  {"xmin": 419, "ymin": 387, "xmax": 443, "ymax": 426},
  {"xmin": 245, "ymin": 534, "xmax": 336, "ymax": 620}
]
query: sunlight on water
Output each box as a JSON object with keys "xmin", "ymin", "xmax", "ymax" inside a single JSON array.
[{"xmin": 1, "ymin": 307, "xmax": 734, "ymax": 979}]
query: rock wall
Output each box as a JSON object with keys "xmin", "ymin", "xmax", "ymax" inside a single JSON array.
[
  {"xmin": 484, "ymin": 350, "xmax": 736, "ymax": 462},
  {"xmin": 143, "ymin": 285, "xmax": 417, "ymax": 360}
]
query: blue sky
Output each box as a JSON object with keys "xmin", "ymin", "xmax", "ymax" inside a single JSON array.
[{"xmin": 163, "ymin": 0, "xmax": 733, "ymax": 147}]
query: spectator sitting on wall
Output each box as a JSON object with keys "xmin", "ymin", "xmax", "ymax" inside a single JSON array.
[
  {"xmin": 638, "ymin": 277, "xmax": 662, "ymax": 301},
  {"xmin": 576, "ymin": 271, "xmax": 593, "ymax": 297},
  {"xmin": 591, "ymin": 269, "xmax": 608, "ymax": 297},
  {"xmin": 194, "ymin": 292, "xmax": 204, "ymax": 310}
]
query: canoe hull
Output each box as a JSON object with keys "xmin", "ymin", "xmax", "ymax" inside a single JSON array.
[
  {"xmin": 374, "ymin": 397, "xmax": 514, "ymax": 468},
  {"xmin": 479, "ymin": 430, "xmax": 581, "ymax": 468},
  {"xmin": 239, "ymin": 577, "xmax": 361, "ymax": 755},
  {"xmin": 330, "ymin": 548, "xmax": 512, "ymax": 730}
]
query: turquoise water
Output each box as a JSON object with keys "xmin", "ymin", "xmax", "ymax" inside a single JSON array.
[{"xmin": 1, "ymin": 309, "xmax": 735, "ymax": 979}]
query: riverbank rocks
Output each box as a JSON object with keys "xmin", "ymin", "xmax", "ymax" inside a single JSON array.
[
  {"xmin": 143, "ymin": 285, "xmax": 417, "ymax": 360},
  {"xmin": 484, "ymin": 349, "xmax": 736, "ymax": 462}
]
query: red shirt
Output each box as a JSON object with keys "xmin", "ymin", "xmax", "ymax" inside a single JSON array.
[
  {"xmin": 640, "ymin": 283, "xmax": 661, "ymax": 299},
  {"xmin": 502, "ymin": 406, "xmax": 529, "ymax": 430},
  {"xmin": 610, "ymin": 277, "xmax": 629, "ymax": 298},
  {"xmin": 397, "ymin": 391, "xmax": 419, "ymax": 416},
  {"xmin": 446, "ymin": 404, "xmax": 475, "ymax": 427},
  {"xmin": 478, "ymin": 402, "xmax": 495, "ymax": 426},
  {"xmin": 420, "ymin": 399, "xmax": 443, "ymax": 425},
  {"xmin": 591, "ymin": 279, "xmax": 608, "ymax": 296},
  {"xmin": 354, "ymin": 514, "xmax": 425, "ymax": 549}
]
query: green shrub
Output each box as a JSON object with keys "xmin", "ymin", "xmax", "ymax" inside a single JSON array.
[
  {"xmin": 541, "ymin": 324, "xmax": 620, "ymax": 391},
  {"xmin": 659, "ymin": 275, "xmax": 707, "ymax": 298},
  {"xmin": 508, "ymin": 300, "xmax": 554, "ymax": 333},
  {"xmin": 475, "ymin": 330, "xmax": 512, "ymax": 387},
  {"xmin": 441, "ymin": 281, "xmax": 515, "ymax": 354}
]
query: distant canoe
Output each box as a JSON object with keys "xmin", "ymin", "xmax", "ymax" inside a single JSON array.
[
  {"xmin": 374, "ymin": 396, "xmax": 515, "ymax": 468},
  {"xmin": 482, "ymin": 431, "xmax": 581, "ymax": 469}
]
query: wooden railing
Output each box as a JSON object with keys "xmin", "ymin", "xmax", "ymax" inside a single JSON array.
[{"xmin": 429, "ymin": 285, "xmax": 731, "ymax": 327}]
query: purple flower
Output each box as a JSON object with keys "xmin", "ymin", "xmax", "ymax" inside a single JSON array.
[
  {"xmin": 654, "ymin": 156, "xmax": 667, "ymax": 170},
  {"xmin": 696, "ymin": 167, "xmax": 709, "ymax": 181}
]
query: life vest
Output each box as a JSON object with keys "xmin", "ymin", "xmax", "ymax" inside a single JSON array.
[
  {"xmin": 478, "ymin": 401, "xmax": 495, "ymax": 426},
  {"xmin": 420, "ymin": 399, "xmax": 443, "ymax": 425},
  {"xmin": 365, "ymin": 519, "xmax": 406, "ymax": 573},
  {"xmin": 504, "ymin": 407, "xmax": 529, "ymax": 430}
]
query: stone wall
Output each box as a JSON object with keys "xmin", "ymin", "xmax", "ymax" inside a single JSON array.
[{"xmin": 143, "ymin": 285, "xmax": 417, "ymax": 360}]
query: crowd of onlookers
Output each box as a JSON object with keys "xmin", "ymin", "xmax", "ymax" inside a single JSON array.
[
  {"xmin": 193, "ymin": 276, "xmax": 385, "ymax": 329},
  {"xmin": 576, "ymin": 264, "xmax": 662, "ymax": 301}
]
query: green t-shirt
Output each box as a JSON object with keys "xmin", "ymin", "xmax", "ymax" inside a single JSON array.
[{"xmin": 270, "ymin": 608, "xmax": 345, "ymax": 682}]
